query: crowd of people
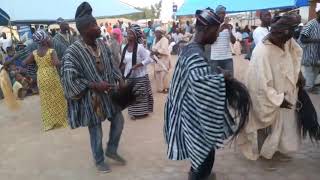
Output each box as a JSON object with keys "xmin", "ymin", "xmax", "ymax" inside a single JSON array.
[{"xmin": 0, "ymin": 1, "xmax": 320, "ymax": 180}]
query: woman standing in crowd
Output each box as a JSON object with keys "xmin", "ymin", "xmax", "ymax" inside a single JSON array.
[
  {"xmin": 152, "ymin": 27, "xmax": 171, "ymax": 93},
  {"xmin": 234, "ymin": 28, "xmax": 243, "ymax": 56},
  {"xmin": 120, "ymin": 24, "xmax": 153, "ymax": 120},
  {"xmin": 242, "ymin": 25, "xmax": 251, "ymax": 54},
  {"xmin": 23, "ymin": 30, "xmax": 68, "ymax": 131}
]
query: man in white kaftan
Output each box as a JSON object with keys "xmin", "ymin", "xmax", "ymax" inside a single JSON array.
[{"xmin": 238, "ymin": 19, "xmax": 303, "ymax": 160}]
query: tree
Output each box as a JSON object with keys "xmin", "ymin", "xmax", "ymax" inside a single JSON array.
[
  {"xmin": 112, "ymin": 1, "xmax": 162, "ymax": 20},
  {"xmin": 151, "ymin": 0, "xmax": 162, "ymax": 18}
]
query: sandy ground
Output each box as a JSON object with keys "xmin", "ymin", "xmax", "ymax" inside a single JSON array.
[{"xmin": 0, "ymin": 55, "xmax": 319, "ymax": 180}]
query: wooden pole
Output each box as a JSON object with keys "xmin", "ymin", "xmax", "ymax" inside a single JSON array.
[{"xmin": 8, "ymin": 21, "xmax": 16, "ymax": 44}]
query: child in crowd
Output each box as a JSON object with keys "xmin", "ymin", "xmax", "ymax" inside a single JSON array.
[
  {"xmin": 5, "ymin": 46, "xmax": 26, "ymax": 71},
  {"xmin": 4, "ymin": 46, "xmax": 15, "ymax": 64},
  {"xmin": 13, "ymin": 73, "xmax": 34, "ymax": 99}
]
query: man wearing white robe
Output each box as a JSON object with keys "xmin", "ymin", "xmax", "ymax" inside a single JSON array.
[
  {"xmin": 238, "ymin": 14, "xmax": 303, "ymax": 161},
  {"xmin": 253, "ymin": 11, "xmax": 271, "ymax": 46}
]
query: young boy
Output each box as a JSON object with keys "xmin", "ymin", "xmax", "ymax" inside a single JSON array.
[
  {"xmin": 13, "ymin": 73, "xmax": 33, "ymax": 99},
  {"xmin": 5, "ymin": 46, "xmax": 27, "ymax": 72}
]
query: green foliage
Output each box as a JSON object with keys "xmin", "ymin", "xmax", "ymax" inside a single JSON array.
[
  {"xmin": 153, "ymin": 0, "xmax": 162, "ymax": 18},
  {"xmin": 113, "ymin": 0, "xmax": 162, "ymax": 20}
]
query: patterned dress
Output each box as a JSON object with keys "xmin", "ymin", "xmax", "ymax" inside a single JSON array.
[
  {"xmin": 122, "ymin": 44, "xmax": 154, "ymax": 117},
  {"xmin": 33, "ymin": 49, "xmax": 68, "ymax": 131}
]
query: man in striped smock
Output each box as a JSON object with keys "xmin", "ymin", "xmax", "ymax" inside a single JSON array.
[
  {"xmin": 300, "ymin": 4, "xmax": 320, "ymax": 94},
  {"xmin": 61, "ymin": 2, "xmax": 125, "ymax": 173},
  {"xmin": 165, "ymin": 8, "xmax": 251, "ymax": 180},
  {"xmin": 53, "ymin": 18, "xmax": 77, "ymax": 63}
]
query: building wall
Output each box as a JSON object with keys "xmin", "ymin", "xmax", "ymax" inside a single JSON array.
[
  {"xmin": 300, "ymin": 6, "xmax": 310, "ymax": 23},
  {"xmin": 309, "ymin": 0, "xmax": 320, "ymax": 20}
]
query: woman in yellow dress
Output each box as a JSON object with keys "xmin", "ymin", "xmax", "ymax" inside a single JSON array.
[{"xmin": 23, "ymin": 30, "xmax": 68, "ymax": 131}]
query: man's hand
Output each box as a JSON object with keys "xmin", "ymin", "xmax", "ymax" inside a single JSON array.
[
  {"xmin": 280, "ymin": 98, "xmax": 293, "ymax": 109},
  {"xmin": 69, "ymin": 27, "xmax": 75, "ymax": 33},
  {"xmin": 219, "ymin": 24, "xmax": 231, "ymax": 32},
  {"xmin": 98, "ymin": 81, "xmax": 113, "ymax": 92},
  {"xmin": 132, "ymin": 63, "xmax": 143, "ymax": 70},
  {"xmin": 90, "ymin": 81, "xmax": 113, "ymax": 92},
  {"xmin": 151, "ymin": 51, "xmax": 160, "ymax": 56}
]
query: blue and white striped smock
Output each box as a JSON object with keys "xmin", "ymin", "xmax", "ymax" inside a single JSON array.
[
  {"xmin": 300, "ymin": 19, "xmax": 320, "ymax": 66},
  {"xmin": 164, "ymin": 42, "xmax": 232, "ymax": 170}
]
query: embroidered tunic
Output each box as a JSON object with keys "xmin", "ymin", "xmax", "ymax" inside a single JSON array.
[{"xmin": 61, "ymin": 39, "xmax": 121, "ymax": 129}]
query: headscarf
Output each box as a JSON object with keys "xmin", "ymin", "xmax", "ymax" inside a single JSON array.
[
  {"xmin": 215, "ymin": 5, "xmax": 226, "ymax": 14},
  {"xmin": 128, "ymin": 24, "xmax": 143, "ymax": 44},
  {"xmin": 195, "ymin": 7, "xmax": 222, "ymax": 26},
  {"xmin": 270, "ymin": 14, "xmax": 301, "ymax": 33},
  {"xmin": 32, "ymin": 30, "xmax": 48, "ymax": 44},
  {"xmin": 112, "ymin": 28, "xmax": 123, "ymax": 44},
  {"xmin": 75, "ymin": 2, "xmax": 96, "ymax": 32},
  {"xmin": 120, "ymin": 24, "xmax": 143, "ymax": 77},
  {"xmin": 155, "ymin": 26, "xmax": 166, "ymax": 34}
]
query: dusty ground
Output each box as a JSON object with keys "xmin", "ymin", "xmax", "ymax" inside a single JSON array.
[{"xmin": 0, "ymin": 56, "xmax": 319, "ymax": 180}]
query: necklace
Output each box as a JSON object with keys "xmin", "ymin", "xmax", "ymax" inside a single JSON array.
[
  {"xmin": 82, "ymin": 39, "xmax": 104, "ymax": 73},
  {"xmin": 83, "ymin": 40, "xmax": 101, "ymax": 58}
]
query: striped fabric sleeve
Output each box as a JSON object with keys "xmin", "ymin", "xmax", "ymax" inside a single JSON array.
[
  {"xmin": 188, "ymin": 67, "xmax": 226, "ymax": 142},
  {"xmin": 53, "ymin": 41, "xmax": 64, "ymax": 61},
  {"xmin": 301, "ymin": 21, "xmax": 312, "ymax": 38},
  {"xmin": 61, "ymin": 53, "xmax": 90, "ymax": 99}
]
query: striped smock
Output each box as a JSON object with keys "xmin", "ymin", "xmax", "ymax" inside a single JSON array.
[
  {"xmin": 164, "ymin": 42, "xmax": 232, "ymax": 170},
  {"xmin": 61, "ymin": 39, "xmax": 122, "ymax": 129},
  {"xmin": 300, "ymin": 19, "xmax": 320, "ymax": 66}
]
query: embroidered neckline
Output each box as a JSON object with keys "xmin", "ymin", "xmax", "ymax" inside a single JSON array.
[{"xmin": 81, "ymin": 39, "xmax": 101, "ymax": 58}]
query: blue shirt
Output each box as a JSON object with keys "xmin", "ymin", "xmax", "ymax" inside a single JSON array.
[{"xmin": 144, "ymin": 27, "xmax": 154, "ymax": 44}]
